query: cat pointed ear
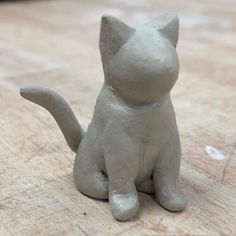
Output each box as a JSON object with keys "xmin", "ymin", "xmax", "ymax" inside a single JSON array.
[
  {"xmin": 99, "ymin": 15, "xmax": 135, "ymax": 62},
  {"xmin": 148, "ymin": 13, "xmax": 179, "ymax": 47}
]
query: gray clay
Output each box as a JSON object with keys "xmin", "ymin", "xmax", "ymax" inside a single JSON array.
[{"xmin": 20, "ymin": 13, "xmax": 186, "ymax": 221}]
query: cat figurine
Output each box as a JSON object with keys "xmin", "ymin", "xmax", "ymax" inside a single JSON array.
[{"xmin": 20, "ymin": 13, "xmax": 186, "ymax": 221}]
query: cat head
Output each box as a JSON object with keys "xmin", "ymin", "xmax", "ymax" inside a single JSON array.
[{"xmin": 99, "ymin": 13, "xmax": 179, "ymax": 104}]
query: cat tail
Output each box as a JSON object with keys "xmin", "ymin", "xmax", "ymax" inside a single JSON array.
[{"xmin": 20, "ymin": 86, "xmax": 85, "ymax": 153}]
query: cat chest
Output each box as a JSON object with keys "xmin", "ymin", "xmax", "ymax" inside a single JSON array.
[
  {"xmin": 124, "ymin": 107, "xmax": 171, "ymax": 143},
  {"xmin": 128, "ymin": 111, "xmax": 171, "ymax": 182},
  {"xmin": 136, "ymin": 140, "xmax": 159, "ymax": 183}
]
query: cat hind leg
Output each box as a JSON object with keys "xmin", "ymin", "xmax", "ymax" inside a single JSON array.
[
  {"xmin": 137, "ymin": 178, "xmax": 154, "ymax": 194},
  {"xmin": 73, "ymin": 140, "xmax": 108, "ymax": 200}
]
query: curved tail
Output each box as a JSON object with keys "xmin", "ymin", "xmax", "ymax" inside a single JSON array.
[{"xmin": 20, "ymin": 86, "xmax": 85, "ymax": 152}]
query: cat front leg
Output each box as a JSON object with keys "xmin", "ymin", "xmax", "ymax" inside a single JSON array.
[
  {"xmin": 153, "ymin": 131, "xmax": 186, "ymax": 211},
  {"xmin": 104, "ymin": 128, "xmax": 140, "ymax": 221}
]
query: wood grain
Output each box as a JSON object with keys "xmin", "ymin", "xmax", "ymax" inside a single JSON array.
[{"xmin": 0, "ymin": 0, "xmax": 235, "ymax": 235}]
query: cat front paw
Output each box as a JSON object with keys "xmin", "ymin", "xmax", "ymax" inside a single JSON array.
[
  {"xmin": 156, "ymin": 185, "xmax": 187, "ymax": 212},
  {"xmin": 110, "ymin": 191, "xmax": 139, "ymax": 221}
]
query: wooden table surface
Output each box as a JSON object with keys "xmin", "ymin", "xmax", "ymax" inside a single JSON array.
[{"xmin": 0, "ymin": 0, "xmax": 235, "ymax": 235}]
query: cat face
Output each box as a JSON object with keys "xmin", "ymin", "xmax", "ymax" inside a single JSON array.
[{"xmin": 99, "ymin": 13, "xmax": 179, "ymax": 104}]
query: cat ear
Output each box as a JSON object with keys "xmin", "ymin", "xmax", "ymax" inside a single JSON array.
[
  {"xmin": 99, "ymin": 15, "xmax": 135, "ymax": 62},
  {"xmin": 147, "ymin": 13, "xmax": 179, "ymax": 47}
]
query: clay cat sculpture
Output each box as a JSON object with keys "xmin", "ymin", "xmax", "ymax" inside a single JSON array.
[{"xmin": 20, "ymin": 13, "xmax": 186, "ymax": 221}]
